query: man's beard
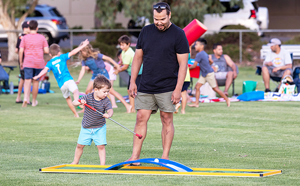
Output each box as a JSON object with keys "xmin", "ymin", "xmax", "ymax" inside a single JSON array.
[{"xmin": 155, "ymin": 21, "xmax": 170, "ymax": 32}]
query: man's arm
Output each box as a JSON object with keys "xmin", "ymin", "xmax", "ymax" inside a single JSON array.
[
  {"xmin": 44, "ymin": 47, "xmax": 49, "ymax": 54},
  {"xmin": 224, "ymin": 54, "xmax": 237, "ymax": 79},
  {"xmin": 19, "ymin": 48, "xmax": 24, "ymax": 69},
  {"xmin": 172, "ymin": 53, "xmax": 188, "ymax": 104},
  {"xmin": 129, "ymin": 49, "xmax": 143, "ymax": 98}
]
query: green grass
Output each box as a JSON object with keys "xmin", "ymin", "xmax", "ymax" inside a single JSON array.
[{"xmin": 1, "ymin": 66, "xmax": 299, "ymax": 185}]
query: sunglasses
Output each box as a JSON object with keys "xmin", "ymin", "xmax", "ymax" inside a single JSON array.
[{"xmin": 153, "ymin": 4, "xmax": 170, "ymax": 11}]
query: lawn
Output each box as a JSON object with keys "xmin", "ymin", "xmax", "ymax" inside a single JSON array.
[{"xmin": 0, "ymin": 66, "xmax": 299, "ymax": 186}]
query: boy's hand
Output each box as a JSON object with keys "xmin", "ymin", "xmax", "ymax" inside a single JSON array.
[{"xmin": 102, "ymin": 113, "xmax": 110, "ymax": 118}]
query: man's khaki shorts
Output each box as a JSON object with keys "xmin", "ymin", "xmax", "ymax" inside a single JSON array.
[
  {"xmin": 135, "ymin": 91, "xmax": 175, "ymax": 114},
  {"xmin": 197, "ymin": 72, "xmax": 217, "ymax": 88},
  {"xmin": 265, "ymin": 66, "xmax": 292, "ymax": 77}
]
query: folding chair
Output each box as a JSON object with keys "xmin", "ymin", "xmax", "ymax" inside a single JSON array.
[{"xmin": 216, "ymin": 64, "xmax": 239, "ymax": 96}]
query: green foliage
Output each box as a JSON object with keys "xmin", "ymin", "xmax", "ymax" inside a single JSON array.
[
  {"xmin": 95, "ymin": 0, "xmax": 243, "ymax": 28},
  {"xmin": 90, "ymin": 23, "xmax": 127, "ymax": 57},
  {"xmin": 203, "ymin": 25, "xmax": 263, "ymax": 61}
]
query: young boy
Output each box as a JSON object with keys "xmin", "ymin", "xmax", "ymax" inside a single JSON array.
[
  {"xmin": 188, "ymin": 38, "xmax": 230, "ymax": 107},
  {"xmin": 116, "ymin": 35, "xmax": 143, "ymax": 112},
  {"xmin": 16, "ymin": 21, "xmax": 30, "ymax": 104},
  {"xmin": 33, "ymin": 39, "xmax": 90, "ymax": 117},
  {"xmin": 72, "ymin": 75, "xmax": 113, "ymax": 165}
]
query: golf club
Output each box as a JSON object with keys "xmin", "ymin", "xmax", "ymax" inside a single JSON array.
[{"xmin": 78, "ymin": 100, "xmax": 143, "ymax": 139}]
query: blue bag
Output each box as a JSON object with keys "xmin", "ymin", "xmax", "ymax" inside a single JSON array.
[
  {"xmin": 0, "ymin": 65, "xmax": 9, "ymax": 81},
  {"xmin": 237, "ymin": 91, "xmax": 264, "ymax": 101}
]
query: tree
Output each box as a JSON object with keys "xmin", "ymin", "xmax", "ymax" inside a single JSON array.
[
  {"xmin": 0, "ymin": 0, "xmax": 38, "ymax": 61},
  {"xmin": 95, "ymin": 0, "xmax": 243, "ymax": 28}
]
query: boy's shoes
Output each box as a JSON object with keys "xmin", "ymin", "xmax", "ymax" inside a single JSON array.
[{"xmin": 265, "ymin": 88, "xmax": 271, "ymax": 92}]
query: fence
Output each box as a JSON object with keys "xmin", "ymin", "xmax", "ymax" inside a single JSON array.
[{"xmin": 1, "ymin": 29, "xmax": 300, "ymax": 62}]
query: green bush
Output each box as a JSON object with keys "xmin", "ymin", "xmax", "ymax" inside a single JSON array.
[
  {"xmin": 95, "ymin": 23, "xmax": 129, "ymax": 45},
  {"xmin": 91, "ymin": 41, "xmax": 118, "ymax": 57},
  {"xmin": 203, "ymin": 24, "xmax": 263, "ymax": 62}
]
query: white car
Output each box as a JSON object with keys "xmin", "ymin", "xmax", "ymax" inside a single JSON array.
[{"xmin": 203, "ymin": 0, "xmax": 269, "ymax": 36}]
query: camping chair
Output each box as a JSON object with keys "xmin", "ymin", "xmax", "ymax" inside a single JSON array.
[
  {"xmin": 216, "ymin": 64, "xmax": 239, "ymax": 96},
  {"xmin": 256, "ymin": 53, "xmax": 293, "ymax": 91},
  {"xmin": 0, "ymin": 65, "xmax": 16, "ymax": 95}
]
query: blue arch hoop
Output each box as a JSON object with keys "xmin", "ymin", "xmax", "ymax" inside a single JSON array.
[{"xmin": 105, "ymin": 158, "xmax": 193, "ymax": 172}]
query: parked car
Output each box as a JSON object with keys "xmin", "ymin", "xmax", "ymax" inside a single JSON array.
[
  {"xmin": 203, "ymin": 0, "xmax": 269, "ymax": 36},
  {"xmin": 0, "ymin": 4, "xmax": 69, "ymax": 44}
]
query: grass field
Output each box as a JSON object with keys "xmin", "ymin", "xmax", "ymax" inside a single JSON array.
[{"xmin": 1, "ymin": 66, "xmax": 300, "ymax": 185}]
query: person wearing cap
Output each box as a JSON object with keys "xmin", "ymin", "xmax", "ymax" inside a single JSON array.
[
  {"xmin": 127, "ymin": 2, "xmax": 189, "ymax": 163},
  {"xmin": 262, "ymin": 38, "xmax": 292, "ymax": 92},
  {"xmin": 15, "ymin": 21, "xmax": 30, "ymax": 104}
]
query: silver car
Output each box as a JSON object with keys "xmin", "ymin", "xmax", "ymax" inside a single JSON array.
[{"xmin": 0, "ymin": 4, "xmax": 69, "ymax": 44}]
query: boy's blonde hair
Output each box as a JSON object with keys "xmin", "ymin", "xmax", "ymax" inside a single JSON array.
[
  {"xmin": 93, "ymin": 75, "xmax": 111, "ymax": 89},
  {"xmin": 49, "ymin": 44, "xmax": 61, "ymax": 56},
  {"xmin": 78, "ymin": 43, "xmax": 99, "ymax": 61}
]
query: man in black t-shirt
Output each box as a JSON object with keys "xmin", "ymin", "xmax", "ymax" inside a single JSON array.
[
  {"xmin": 128, "ymin": 2, "xmax": 189, "ymax": 162},
  {"xmin": 15, "ymin": 21, "xmax": 30, "ymax": 103}
]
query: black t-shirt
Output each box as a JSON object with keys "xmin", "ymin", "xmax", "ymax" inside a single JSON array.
[
  {"xmin": 136, "ymin": 23, "xmax": 189, "ymax": 94},
  {"xmin": 16, "ymin": 34, "xmax": 26, "ymax": 64},
  {"xmin": 0, "ymin": 50, "xmax": 1, "ymax": 59}
]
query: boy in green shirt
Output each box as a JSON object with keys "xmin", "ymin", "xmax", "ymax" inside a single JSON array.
[{"xmin": 117, "ymin": 35, "xmax": 143, "ymax": 112}]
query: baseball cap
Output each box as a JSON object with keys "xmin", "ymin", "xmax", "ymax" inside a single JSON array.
[
  {"xmin": 22, "ymin": 21, "xmax": 29, "ymax": 29},
  {"xmin": 267, "ymin": 38, "xmax": 281, "ymax": 46}
]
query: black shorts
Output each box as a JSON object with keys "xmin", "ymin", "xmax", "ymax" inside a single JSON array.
[
  {"xmin": 181, "ymin": 82, "xmax": 190, "ymax": 92},
  {"xmin": 19, "ymin": 69, "xmax": 25, "ymax": 80},
  {"xmin": 128, "ymin": 75, "xmax": 142, "ymax": 90}
]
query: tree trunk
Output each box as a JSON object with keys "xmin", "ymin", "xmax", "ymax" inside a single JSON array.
[{"xmin": 7, "ymin": 32, "xmax": 18, "ymax": 61}]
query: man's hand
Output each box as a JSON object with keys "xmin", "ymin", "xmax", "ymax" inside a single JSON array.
[
  {"xmin": 76, "ymin": 81, "xmax": 80, "ymax": 85},
  {"xmin": 171, "ymin": 89, "xmax": 181, "ymax": 105},
  {"xmin": 233, "ymin": 71, "xmax": 237, "ymax": 79},
  {"xmin": 20, "ymin": 63, "xmax": 23, "ymax": 70},
  {"xmin": 129, "ymin": 82, "xmax": 137, "ymax": 98},
  {"xmin": 272, "ymin": 67, "xmax": 281, "ymax": 73},
  {"xmin": 265, "ymin": 62, "xmax": 273, "ymax": 66},
  {"xmin": 33, "ymin": 76, "xmax": 39, "ymax": 80}
]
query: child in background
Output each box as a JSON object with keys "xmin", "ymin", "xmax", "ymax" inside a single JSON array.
[
  {"xmin": 33, "ymin": 39, "xmax": 90, "ymax": 117},
  {"xmin": 76, "ymin": 43, "xmax": 133, "ymax": 113},
  {"xmin": 72, "ymin": 75, "xmax": 113, "ymax": 165},
  {"xmin": 116, "ymin": 35, "xmax": 143, "ymax": 112},
  {"xmin": 174, "ymin": 67, "xmax": 191, "ymax": 114},
  {"xmin": 188, "ymin": 38, "xmax": 230, "ymax": 107},
  {"xmin": 104, "ymin": 61, "xmax": 117, "ymax": 108}
]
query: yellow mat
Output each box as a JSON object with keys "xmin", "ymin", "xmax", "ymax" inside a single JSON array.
[{"xmin": 40, "ymin": 164, "xmax": 282, "ymax": 177}]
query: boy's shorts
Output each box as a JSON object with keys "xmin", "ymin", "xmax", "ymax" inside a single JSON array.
[
  {"xmin": 24, "ymin": 68, "xmax": 42, "ymax": 80},
  {"xmin": 197, "ymin": 72, "xmax": 217, "ymax": 88},
  {"xmin": 181, "ymin": 82, "xmax": 190, "ymax": 92},
  {"xmin": 77, "ymin": 125, "xmax": 107, "ymax": 146},
  {"xmin": 60, "ymin": 80, "xmax": 78, "ymax": 98},
  {"xmin": 91, "ymin": 69, "xmax": 110, "ymax": 81},
  {"xmin": 135, "ymin": 91, "xmax": 175, "ymax": 114}
]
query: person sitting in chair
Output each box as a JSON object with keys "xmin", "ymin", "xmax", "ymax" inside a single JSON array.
[
  {"xmin": 209, "ymin": 43, "xmax": 237, "ymax": 96},
  {"xmin": 262, "ymin": 38, "xmax": 292, "ymax": 92}
]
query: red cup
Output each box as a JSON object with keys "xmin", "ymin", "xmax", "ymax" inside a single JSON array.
[{"xmin": 183, "ymin": 19, "xmax": 207, "ymax": 46}]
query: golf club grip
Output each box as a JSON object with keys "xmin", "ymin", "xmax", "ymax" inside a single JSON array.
[{"xmin": 78, "ymin": 99, "xmax": 96, "ymax": 111}]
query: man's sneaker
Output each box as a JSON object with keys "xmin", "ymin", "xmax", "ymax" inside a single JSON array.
[
  {"xmin": 274, "ymin": 88, "xmax": 279, "ymax": 92},
  {"xmin": 265, "ymin": 88, "xmax": 271, "ymax": 92}
]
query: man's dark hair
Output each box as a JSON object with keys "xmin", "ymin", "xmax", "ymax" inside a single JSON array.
[
  {"xmin": 118, "ymin": 35, "xmax": 131, "ymax": 45},
  {"xmin": 197, "ymin": 38, "xmax": 207, "ymax": 47},
  {"xmin": 213, "ymin": 43, "xmax": 222, "ymax": 50},
  {"xmin": 29, "ymin": 20, "xmax": 38, "ymax": 30},
  {"xmin": 153, "ymin": 2, "xmax": 171, "ymax": 15}
]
